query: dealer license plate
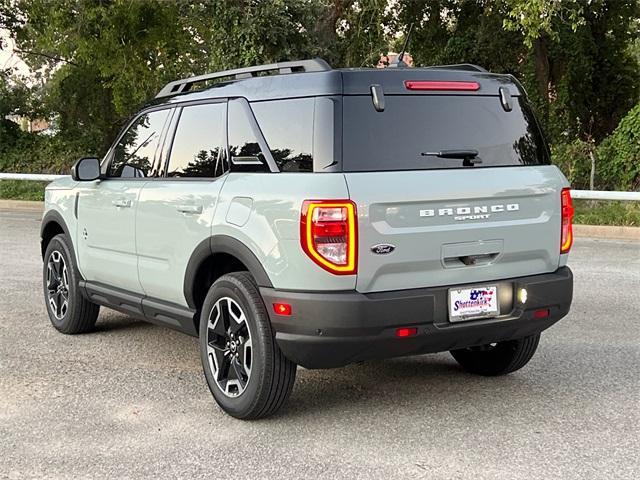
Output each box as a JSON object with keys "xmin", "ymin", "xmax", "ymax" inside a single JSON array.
[{"xmin": 448, "ymin": 286, "xmax": 499, "ymax": 322}]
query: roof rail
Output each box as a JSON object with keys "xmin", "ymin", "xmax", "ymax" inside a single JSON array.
[
  {"xmin": 156, "ymin": 58, "xmax": 332, "ymax": 98},
  {"xmin": 427, "ymin": 63, "xmax": 488, "ymax": 73}
]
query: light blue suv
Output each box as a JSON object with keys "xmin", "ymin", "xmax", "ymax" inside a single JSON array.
[{"xmin": 41, "ymin": 59, "xmax": 574, "ymax": 419}]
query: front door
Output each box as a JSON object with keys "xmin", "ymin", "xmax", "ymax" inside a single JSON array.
[{"xmin": 76, "ymin": 108, "xmax": 172, "ymax": 294}]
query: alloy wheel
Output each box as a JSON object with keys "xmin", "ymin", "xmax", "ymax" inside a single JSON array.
[
  {"xmin": 46, "ymin": 250, "xmax": 69, "ymax": 320},
  {"xmin": 206, "ymin": 297, "xmax": 253, "ymax": 397}
]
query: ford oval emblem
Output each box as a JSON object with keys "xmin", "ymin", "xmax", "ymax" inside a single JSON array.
[{"xmin": 371, "ymin": 244, "xmax": 396, "ymax": 255}]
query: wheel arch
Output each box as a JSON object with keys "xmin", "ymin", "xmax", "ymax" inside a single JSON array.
[
  {"xmin": 184, "ymin": 235, "xmax": 273, "ymax": 313},
  {"xmin": 41, "ymin": 210, "xmax": 71, "ymax": 259}
]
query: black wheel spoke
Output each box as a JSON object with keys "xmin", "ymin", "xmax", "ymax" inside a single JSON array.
[
  {"xmin": 231, "ymin": 359, "xmax": 247, "ymax": 388},
  {"xmin": 207, "ymin": 337, "xmax": 227, "ymax": 352},
  {"xmin": 229, "ymin": 320, "xmax": 245, "ymax": 335}
]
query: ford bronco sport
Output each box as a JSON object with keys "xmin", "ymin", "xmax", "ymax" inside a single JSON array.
[{"xmin": 41, "ymin": 59, "xmax": 574, "ymax": 419}]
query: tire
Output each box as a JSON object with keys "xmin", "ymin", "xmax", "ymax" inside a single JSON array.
[
  {"xmin": 43, "ymin": 234, "xmax": 99, "ymax": 334},
  {"xmin": 450, "ymin": 334, "xmax": 540, "ymax": 376},
  {"xmin": 199, "ymin": 272, "xmax": 296, "ymax": 419}
]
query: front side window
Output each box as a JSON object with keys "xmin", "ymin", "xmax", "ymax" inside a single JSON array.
[
  {"xmin": 108, "ymin": 109, "xmax": 170, "ymax": 178},
  {"xmin": 166, "ymin": 103, "xmax": 227, "ymax": 178},
  {"xmin": 228, "ymin": 99, "xmax": 269, "ymax": 173},
  {"xmin": 251, "ymin": 98, "xmax": 314, "ymax": 172}
]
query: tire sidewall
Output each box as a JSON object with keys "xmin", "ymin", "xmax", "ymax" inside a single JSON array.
[
  {"xmin": 43, "ymin": 234, "xmax": 82, "ymax": 331},
  {"xmin": 199, "ymin": 274, "xmax": 273, "ymax": 418}
]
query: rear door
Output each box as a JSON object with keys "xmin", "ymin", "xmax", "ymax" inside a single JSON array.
[
  {"xmin": 136, "ymin": 101, "xmax": 228, "ymax": 307},
  {"xmin": 342, "ymin": 93, "xmax": 568, "ymax": 293}
]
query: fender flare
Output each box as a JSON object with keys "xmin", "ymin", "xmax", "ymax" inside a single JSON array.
[
  {"xmin": 183, "ymin": 235, "xmax": 273, "ymax": 310},
  {"xmin": 40, "ymin": 210, "xmax": 72, "ymax": 259}
]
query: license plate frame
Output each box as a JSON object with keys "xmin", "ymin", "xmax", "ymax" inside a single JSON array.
[{"xmin": 448, "ymin": 285, "xmax": 499, "ymax": 322}]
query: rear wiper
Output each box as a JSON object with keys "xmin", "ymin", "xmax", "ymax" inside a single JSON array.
[{"xmin": 421, "ymin": 149, "xmax": 482, "ymax": 165}]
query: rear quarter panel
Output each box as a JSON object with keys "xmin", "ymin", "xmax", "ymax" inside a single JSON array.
[{"xmin": 216, "ymin": 173, "xmax": 355, "ymax": 291}]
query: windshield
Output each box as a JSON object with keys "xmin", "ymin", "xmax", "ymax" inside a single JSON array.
[{"xmin": 342, "ymin": 95, "xmax": 550, "ymax": 171}]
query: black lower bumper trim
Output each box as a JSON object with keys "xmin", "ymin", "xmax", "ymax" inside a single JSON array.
[{"xmin": 260, "ymin": 267, "xmax": 573, "ymax": 369}]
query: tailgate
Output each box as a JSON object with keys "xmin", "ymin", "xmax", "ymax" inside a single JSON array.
[{"xmin": 346, "ymin": 166, "xmax": 566, "ymax": 293}]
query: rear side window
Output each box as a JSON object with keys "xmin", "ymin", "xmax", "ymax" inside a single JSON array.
[
  {"xmin": 251, "ymin": 99, "xmax": 314, "ymax": 172},
  {"xmin": 167, "ymin": 103, "xmax": 227, "ymax": 178},
  {"xmin": 342, "ymin": 95, "xmax": 550, "ymax": 172},
  {"xmin": 109, "ymin": 109, "xmax": 170, "ymax": 178}
]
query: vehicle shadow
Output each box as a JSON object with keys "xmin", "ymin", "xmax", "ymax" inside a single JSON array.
[
  {"xmin": 93, "ymin": 312, "xmax": 156, "ymax": 333},
  {"xmin": 276, "ymin": 356, "xmax": 483, "ymax": 420}
]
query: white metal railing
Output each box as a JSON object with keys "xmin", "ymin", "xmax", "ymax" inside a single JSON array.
[
  {"xmin": 0, "ymin": 172, "xmax": 639, "ymax": 201},
  {"xmin": 0, "ymin": 173, "xmax": 67, "ymax": 181},
  {"xmin": 570, "ymin": 190, "xmax": 640, "ymax": 201}
]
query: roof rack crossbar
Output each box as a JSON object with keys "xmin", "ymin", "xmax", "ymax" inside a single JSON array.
[{"xmin": 156, "ymin": 58, "xmax": 331, "ymax": 98}]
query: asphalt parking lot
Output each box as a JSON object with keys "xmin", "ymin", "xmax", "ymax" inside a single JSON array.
[{"xmin": 1, "ymin": 207, "xmax": 639, "ymax": 479}]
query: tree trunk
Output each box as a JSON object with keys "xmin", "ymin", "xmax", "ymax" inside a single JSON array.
[{"xmin": 532, "ymin": 37, "xmax": 550, "ymax": 122}]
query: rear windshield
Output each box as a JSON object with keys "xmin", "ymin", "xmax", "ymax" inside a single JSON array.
[{"xmin": 342, "ymin": 95, "xmax": 550, "ymax": 171}]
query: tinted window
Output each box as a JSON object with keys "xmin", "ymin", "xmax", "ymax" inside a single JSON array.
[
  {"xmin": 251, "ymin": 99, "xmax": 313, "ymax": 172},
  {"xmin": 109, "ymin": 109, "xmax": 170, "ymax": 178},
  {"xmin": 228, "ymin": 99, "xmax": 269, "ymax": 173},
  {"xmin": 342, "ymin": 95, "xmax": 550, "ymax": 172},
  {"xmin": 167, "ymin": 103, "xmax": 227, "ymax": 178}
]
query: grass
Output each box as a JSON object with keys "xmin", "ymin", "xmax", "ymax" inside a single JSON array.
[
  {"xmin": 573, "ymin": 199, "xmax": 640, "ymax": 227},
  {"xmin": 0, "ymin": 180, "xmax": 47, "ymax": 201},
  {"xmin": 0, "ymin": 180, "xmax": 638, "ymax": 226}
]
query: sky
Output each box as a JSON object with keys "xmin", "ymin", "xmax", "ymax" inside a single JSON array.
[{"xmin": 0, "ymin": 28, "xmax": 31, "ymax": 76}]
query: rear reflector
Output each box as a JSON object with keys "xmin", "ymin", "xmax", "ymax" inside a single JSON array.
[
  {"xmin": 404, "ymin": 80, "xmax": 480, "ymax": 91},
  {"xmin": 273, "ymin": 303, "xmax": 292, "ymax": 316},
  {"xmin": 533, "ymin": 309, "xmax": 550, "ymax": 319},
  {"xmin": 560, "ymin": 188, "xmax": 574, "ymax": 254},
  {"xmin": 396, "ymin": 327, "xmax": 418, "ymax": 338},
  {"xmin": 301, "ymin": 200, "xmax": 357, "ymax": 275}
]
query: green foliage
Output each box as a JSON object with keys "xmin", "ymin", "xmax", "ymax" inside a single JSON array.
[
  {"xmin": 0, "ymin": 132, "xmax": 85, "ymax": 174},
  {"xmin": 0, "ymin": 180, "xmax": 46, "ymax": 200},
  {"xmin": 573, "ymin": 200, "xmax": 640, "ymax": 227},
  {"xmin": 550, "ymin": 140, "xmax": 593, "ymax": 189},
  {"xmin": 596, "ymin": 103, "xmax": 640, "ymax": 191},
  {"xmin": 502, "ymin": 0, "xmax": 586, "ymax": 47}
]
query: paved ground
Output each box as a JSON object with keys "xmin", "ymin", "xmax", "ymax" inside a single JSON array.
[{"xmin": 1, "ymin": 208, "xmax": 639, "ymax": 480}]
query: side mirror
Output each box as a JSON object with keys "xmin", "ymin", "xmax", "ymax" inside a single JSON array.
[{"xmin": 71, "ymin": 157, "xmax": 101, "ymax": 181}]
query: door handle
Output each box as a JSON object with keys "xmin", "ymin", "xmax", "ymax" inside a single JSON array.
[
  {"xmin": 112, "ymin": 199, "xmax": 132, "ymax": 208},
  {"xmin": 177, "ymin": 205, "xmax": 203, "ymax": 214}
]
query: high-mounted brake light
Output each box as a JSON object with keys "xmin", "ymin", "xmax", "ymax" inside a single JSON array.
[
  {"xmin": 404, "ymin": 80, "xmax": 480, "ymax": 91},
  {"xmin": 560, "ymin": 188, "xmax": 574, "ymax": 254},
  {"xmin": 300, "ymin": 200, "xmax": 357, "ymax": 275}
]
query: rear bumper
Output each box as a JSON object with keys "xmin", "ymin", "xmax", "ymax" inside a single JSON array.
[{"xmin": 260, "ymin": 267, "xmax": 573, "ymax": 369}]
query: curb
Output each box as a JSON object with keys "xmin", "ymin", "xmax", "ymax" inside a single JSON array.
[
  {"xmin": 0, "ymin": 199, "xmax": 638, "ymax": 241},
  {"xmin": 0, "ymin": 199, "xmax": 44, "ymax": 211},
  {"xmin": 573, "ymin": 224, "xmax": 640, "ymax": 241}
]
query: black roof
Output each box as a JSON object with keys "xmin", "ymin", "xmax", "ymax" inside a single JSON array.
[{"xmin": 152, "ymin": 58, "xmax": 524, "ymax": 107}]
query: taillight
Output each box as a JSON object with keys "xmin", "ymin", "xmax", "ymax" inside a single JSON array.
[
  {"xmin": 561, "ymin": 188, "xmax": 574, "ymax": 254},
  {"xmin": 301, "ymin": 200, "xmax": 357, "ymax": 275},
  {"xmin": 404, "ymin": 80, "xmax": 480, "ymax": 91}
]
